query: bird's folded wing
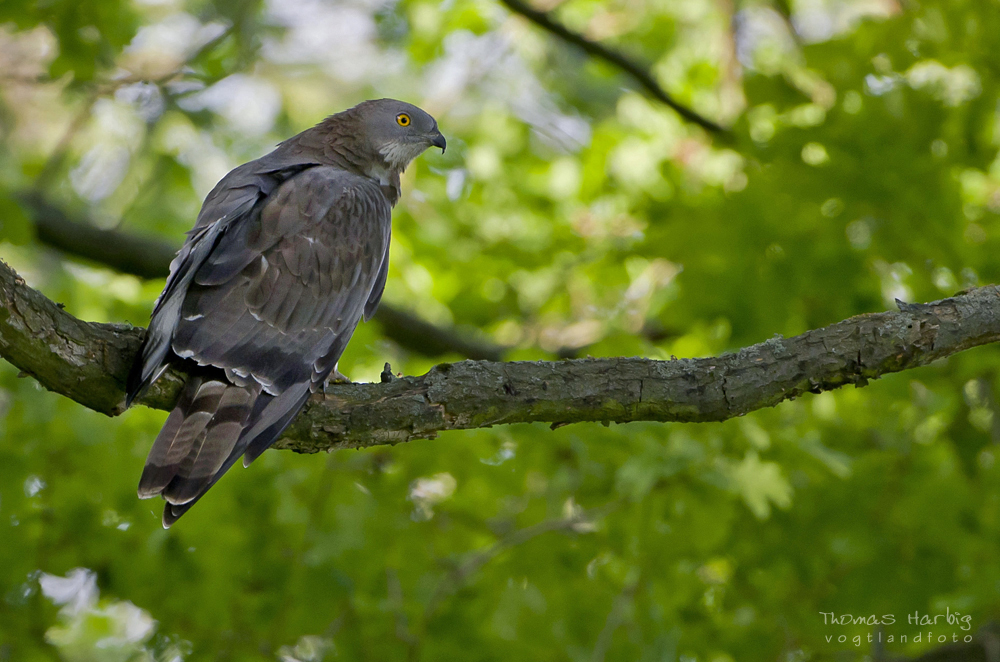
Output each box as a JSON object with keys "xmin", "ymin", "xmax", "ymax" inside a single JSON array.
[
  {"xmin": 172, "ymin": 165, "xmax": 392, "ymax": 394},
  {"xmin": 136, "ymin": 166, "xmax": 392, "ymax": 524},
  {"xmin": 127, "ymin": 157, "xmax": 321, "ymax": 404}
]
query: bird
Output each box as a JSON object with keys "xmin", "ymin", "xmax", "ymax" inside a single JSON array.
[{"xmin": 126, "ymin": 99, "xmax": 446, "ymax": 527}]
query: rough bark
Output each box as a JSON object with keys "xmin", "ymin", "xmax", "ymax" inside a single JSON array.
[
  {"xmin": 0, "ymin": 258, "xmax": 183, "ymax": 415},
  {"xmin": 0, "ymin": 257, "xmax": 997, "ymax": 452}
]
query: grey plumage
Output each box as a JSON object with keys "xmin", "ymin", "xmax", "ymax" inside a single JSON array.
[{"xmin": 127, "ymin": 99, "xmax": 445, "ymax": 527}]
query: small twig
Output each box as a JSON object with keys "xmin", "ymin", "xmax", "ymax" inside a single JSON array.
[
  {"xmin": 33, "ymin": 89, "xmax": 101, "ymax": 190},
  {"xmin": 108, "ymin": 24, "xmax": 234, "ymax": 89},
  {"xmin": 266, "ymin": 453, "xmax": 341, "ymax": 646},
  {"xmin": 386, "ymin": 568, "xmax": 418, "ymax": 658},
  {"xmin": 591, "ymin": 577, "xmax": 639, "ymax": 662},
  {"xmin": 871, "ymin": 624, "xmax": 885, "ymax": 662},
  {"xmin": 499, "ymin": 0, "xmax": 726, "ymax": 134},
  {"xmin": 32, "ymin": 25, "xmax": 234, "ymax": 190},
  {"xmin": 970, "ymin": 376, "xmax": 1000, "ymax": 445},
  {"xmin": 769, "ymin": 0, "xmax": 806, "ymax": 47},
  {"xmin": 419, "ymin": 503, "xmax": 615, "ymax": 626}
]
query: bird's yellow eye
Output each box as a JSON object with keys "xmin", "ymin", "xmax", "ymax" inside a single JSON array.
[{"xmin": 396, "ymin": 113, "xmax": 411, "ymax": 127}]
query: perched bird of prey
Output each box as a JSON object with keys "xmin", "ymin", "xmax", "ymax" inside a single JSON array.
[{"xmin": 126, "ymin": 99, "xmax": 446, "ymax": 527}]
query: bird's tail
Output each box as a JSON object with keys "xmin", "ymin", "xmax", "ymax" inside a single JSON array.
[
  {"xmin": 140, "ymin": 369, "xmax": 312, "ymax": 528},
  {"xmin": 139, "ymin": 371, "xmax": 255, "ymax": 523}
]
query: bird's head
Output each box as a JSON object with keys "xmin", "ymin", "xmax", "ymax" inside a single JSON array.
[{"xmin": 351, "ymin": 98, "xmax": 446, "ymax": 174}]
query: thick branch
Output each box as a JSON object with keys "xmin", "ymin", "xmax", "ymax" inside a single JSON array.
[
  {"xmin": 0, "ymin": 259, "xmax": 180, "ymax": 415},
  {"xmin": 0, "ymin": 256, "xmax": 997, "ymax": 451},
  {"xmin": 19, "ymin": 193, "xmax": 507, "ymax": 361},
  {"xmin": 499, "ymin": 0, "xmax": 726, "ymax": 134}
]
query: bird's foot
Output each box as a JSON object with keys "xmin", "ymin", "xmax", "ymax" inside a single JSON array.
[
  {"xmin": 323, "ymin": 364, "xmax": 352, "ymax": 394},
  {"xmin": 328, "ymin": 368, "xmax": 351, "ymax": 384}
]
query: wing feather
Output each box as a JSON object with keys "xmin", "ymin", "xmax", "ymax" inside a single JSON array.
[
  {"xmin": 134, "ymin": 163, "xmax": 392, "ymax": 526},
  {"xmin": 364, "ymin": 238, "xmax": 390, "ymax": 321},
  {"xmin": 127, "ymin": 158, "xmax": 317, "ymax": 405}
]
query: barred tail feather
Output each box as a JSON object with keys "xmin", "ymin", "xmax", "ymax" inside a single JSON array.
[
  {"xmin": 137, "ymin": 375, "xmax": 207, "ymax": 499},
  {"xmin": 158, "ymin": 387, "xmax": 308, "ymax": 528},
  {"xmin": 138, "ymin": 370, "xmax": 259, "ymax": 527},
  {"xmin": 140, "ymin": 373, "xmax": 312, "ymax": 528},
  {"xmin": 161, "ymin": 384, "xmax": 254, "ymax": 505}
]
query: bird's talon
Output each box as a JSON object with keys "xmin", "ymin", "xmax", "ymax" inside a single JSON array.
[{"xmin": 326, "ymin": 368, "xmax": 352, "ymax": 385}]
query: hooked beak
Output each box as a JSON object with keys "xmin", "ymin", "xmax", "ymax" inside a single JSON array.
[{"xmin": 430, "ymin": 131, "xmax": 447, "ymax": 153}]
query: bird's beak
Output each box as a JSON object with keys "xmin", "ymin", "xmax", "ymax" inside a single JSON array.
[{"xmin": 430, "ymin": 131, "xmax": 447, "ymax": 153}]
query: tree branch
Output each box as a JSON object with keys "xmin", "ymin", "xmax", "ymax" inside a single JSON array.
[
  {"xmin": 498, "ymin": 0, "xmax": 727, "ymax": 134},
  {"xmin": 0, "ymin": 258, "xmax": 174, "ymax": 415},
  {"xmin": 18, "ymin": 192, "xmax": 507, "ymax": 361},
  {"xmin": 1, "ymin": 255, "xmax": 997, "ymax": 451}
]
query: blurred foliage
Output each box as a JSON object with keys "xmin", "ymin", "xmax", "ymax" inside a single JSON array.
[{"xmin": 2, "ymin": 0, "xmax": 1000, "ymax": 660}]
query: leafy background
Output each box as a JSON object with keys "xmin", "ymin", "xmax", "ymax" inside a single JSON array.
[{"xmin": 1, "ymin": 0, "xmax": 999, "ymax": 659}]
